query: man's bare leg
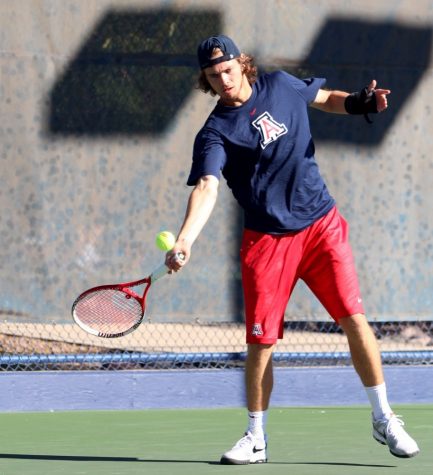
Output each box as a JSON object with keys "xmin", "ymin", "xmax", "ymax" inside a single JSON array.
[
  {"xmin": 339, "ymin": 313, "xmax": 419, "ymax": 458},
  {"xmin": 220, "ymin": 343, "xmax": 273, "ymax": 464},
  {"xmin": 339, "ymin": 313, "xmax": 384, "ymax": 387},
  {"xmin": 246, "ymin": 343, "xmax": 274, "ymax": 411}
]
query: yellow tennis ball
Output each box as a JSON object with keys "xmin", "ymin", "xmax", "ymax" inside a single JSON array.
[{"xmin": 155, "ymin": 231, "xmax": 176, "ymax": 251}]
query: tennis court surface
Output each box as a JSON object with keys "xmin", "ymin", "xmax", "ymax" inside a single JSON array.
[{"xmin": 0, "ymin": 405, "xmax": 430, "ymax": 475}]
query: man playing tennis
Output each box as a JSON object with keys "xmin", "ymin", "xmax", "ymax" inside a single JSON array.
[{"xmin": 166, "ymin": 35, "xmax": 419, "ymax": 464}]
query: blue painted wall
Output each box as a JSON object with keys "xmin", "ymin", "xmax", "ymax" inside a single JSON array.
[{"xmin": 1, "ymin": 366, "xmax": 432, "ymax": 412}]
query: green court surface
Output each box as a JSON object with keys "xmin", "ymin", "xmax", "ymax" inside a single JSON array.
[{"xmin": 0, "ymin": 406, "xmax": 431, "ymax": 475}]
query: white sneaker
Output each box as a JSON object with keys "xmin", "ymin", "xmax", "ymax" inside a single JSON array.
[
  {"xmin": 372, "ymin": 414, "xmax": 420, "ymax": 458},
  {"xmin": 220, "ymin": 432, "xmax": 267, "ymax": 465}
]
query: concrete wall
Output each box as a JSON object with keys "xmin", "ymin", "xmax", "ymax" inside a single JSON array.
[{"xmin": 1, "ymin": 0, "xmax": 432, "ymax": 323}]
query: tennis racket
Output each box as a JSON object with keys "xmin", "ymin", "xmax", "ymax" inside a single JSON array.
[{"xmin": 72, "ymin": 254, "xmax": 183, "ymax": 338}]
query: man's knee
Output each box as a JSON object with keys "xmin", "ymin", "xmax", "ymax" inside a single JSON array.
[
  {"xmin": 247, "ymin": 343, "xmax": 274, "ymax": 362},
  {"xmin": 339, "ymin": 313, "xmax": 377, "ymax": 340}
]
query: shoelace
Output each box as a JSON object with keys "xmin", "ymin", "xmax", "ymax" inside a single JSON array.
[
  {"xmin": 386, "ymin": 415, "xmax": 405, "ymax": 438},
  {"xmin": 233, "ymin": 434, "xmax": 255, "ymax": 449}
]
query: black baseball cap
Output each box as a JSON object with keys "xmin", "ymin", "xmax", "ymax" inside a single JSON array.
[{"xmin": 197, "ymin": 35, "xmax": 241, "ymax": 70}]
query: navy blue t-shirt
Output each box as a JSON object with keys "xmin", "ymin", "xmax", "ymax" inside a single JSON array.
[{"xmin": 187, "ymin": 71, "xmax": 335, "ymax": 233}]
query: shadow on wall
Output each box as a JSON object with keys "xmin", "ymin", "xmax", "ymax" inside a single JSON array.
[
  {"xmin": 263, "ymin": 18, "xmax": 432, "ymax": 146},
  {"xmin": 49, "ymin": 15, "xmax": 432, "ymax": 142},
  {"xmin": 49, "ymin": 8, "xmax": 221, "ymax": 136}
]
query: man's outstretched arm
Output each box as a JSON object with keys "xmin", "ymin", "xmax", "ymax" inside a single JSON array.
[{"xmin": 311, "ymin": 79, "xmax": 391, "ymax": 115}]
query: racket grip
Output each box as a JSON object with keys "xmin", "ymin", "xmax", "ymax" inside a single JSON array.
[
  {"xmin": 151, "ymin": 264, "xmax": 170, "ymax": 283},
  {"xmin": 151, "ymin": 253, "xmax": 185, "ymax": 283}
]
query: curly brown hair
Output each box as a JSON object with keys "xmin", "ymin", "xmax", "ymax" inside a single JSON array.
[{"xmin": 197, "ymin": 53, "xmax": 258, "ymax": 96}]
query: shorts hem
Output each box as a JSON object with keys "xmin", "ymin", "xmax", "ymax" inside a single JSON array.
[
  {"xmin": 246, "ymin": 338, "xmax": 280, "ymax": 345},
  {"xmin": 334, "ymin": 308, "xmax": 366, "ymax": 323}
]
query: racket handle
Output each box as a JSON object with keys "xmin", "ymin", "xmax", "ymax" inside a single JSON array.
[
  {"xmin": 151, "ymin": 253, "xmax": 185, "ymax": 283},
  {"xmin": 150, "ymin": 264, "xmax": 170, "ymax": 283}
]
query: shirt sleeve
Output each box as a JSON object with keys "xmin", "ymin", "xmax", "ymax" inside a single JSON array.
[
  {"xmin": 187, "ymin": 127, "xmax": 227, "ymax": 186},
  {"xmin": 278, "ymin": 71, "xmax": 327, "ymax": 104}
]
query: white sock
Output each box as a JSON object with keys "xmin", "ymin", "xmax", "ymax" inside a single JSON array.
[
  {"xmin": 247, "ymin": 410, "xmax": 267, "ymax": 440},
  {"xmin": 365, "ymin": 382, "xmax": 393, "ymax": 420}
]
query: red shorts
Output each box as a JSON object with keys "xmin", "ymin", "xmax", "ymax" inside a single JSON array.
[{"xmin": 241, "ymin": 207, "xmax": 364, "ymax": 344}]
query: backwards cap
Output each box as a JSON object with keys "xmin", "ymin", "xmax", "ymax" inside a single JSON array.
[{"xmin": 197, "ymin": 35, "xmax": 241, "ymax": 70}]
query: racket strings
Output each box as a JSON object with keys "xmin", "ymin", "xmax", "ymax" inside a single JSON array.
[{"xmin": 74, "ymin": 288, "xmax": 143, "ymax": 335}]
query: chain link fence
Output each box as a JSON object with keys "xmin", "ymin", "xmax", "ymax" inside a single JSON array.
[{"xmin": 1, "ymin": 318, "xmax": 432, "ymax": 370}]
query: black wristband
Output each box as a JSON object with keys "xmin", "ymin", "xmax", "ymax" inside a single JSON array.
[{"xmin": 344, "ymin": 87, "xmax": 378, "ymax": 123}]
